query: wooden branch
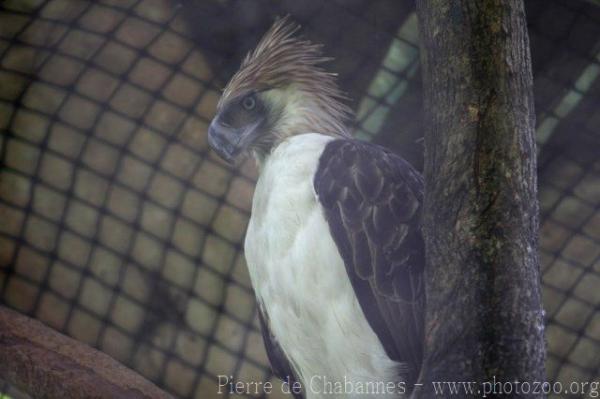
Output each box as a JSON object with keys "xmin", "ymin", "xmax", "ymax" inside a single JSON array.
[
  {"xmin": 0, "ymin": 305, "xmax": 173, "ymax": 399},
  {"xmin": 414, "ymin": 0, "xmax": 546, "ymax": 396}
]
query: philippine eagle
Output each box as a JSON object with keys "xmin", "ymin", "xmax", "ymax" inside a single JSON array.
[{"xmin": 208, "ymin": 18, "xmax": 424, "ymax": 398}]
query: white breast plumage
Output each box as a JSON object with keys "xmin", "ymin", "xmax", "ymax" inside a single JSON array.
[{"xmin": 244, "ymin": 133, "xmax": 400, "ymax": 398}]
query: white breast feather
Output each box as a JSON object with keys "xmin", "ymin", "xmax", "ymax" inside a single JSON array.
[{"xmin": 245, "ymin": 133, "xmax": 401, "ymax": 398}]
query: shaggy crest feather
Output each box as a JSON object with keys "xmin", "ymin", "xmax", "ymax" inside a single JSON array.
[{"xmin": 220, "ymin": 16, "xmax": 352, "ymax": 137}]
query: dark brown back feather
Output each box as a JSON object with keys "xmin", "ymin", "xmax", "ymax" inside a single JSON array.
[
  {"xmin": 257, "ymin": 305, "xmax": 304, "ymax": 399},
  {"xmin": 314, "ymin": 139, "xmax": 425, "ymax": 387}
]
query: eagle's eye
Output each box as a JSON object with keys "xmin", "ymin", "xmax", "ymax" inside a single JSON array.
[{"xmin": 242, "ymin": 95, "xmax": 256, "ymax": 111}]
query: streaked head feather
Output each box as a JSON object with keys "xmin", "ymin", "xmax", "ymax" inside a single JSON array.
[{"xmin": 220, "ymin": 16, "xmax": 352, "ymax": 137}]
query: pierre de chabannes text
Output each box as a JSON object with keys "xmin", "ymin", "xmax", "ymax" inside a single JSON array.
[{"xmin": 218, "ymin": 375, "xmax": 600, "ymax": 397}]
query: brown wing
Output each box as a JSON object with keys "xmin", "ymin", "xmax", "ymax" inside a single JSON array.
[
  {"xmin": 257, "ymin": 305, "xmax": 304, "ymax": 399},
  {"xmin": 314, "ymin": 139, "xmax": 424, "ymax": 385}
]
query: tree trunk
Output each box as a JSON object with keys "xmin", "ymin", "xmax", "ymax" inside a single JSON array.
[{"xmin": 413, "ymin": 1, "xmax": 546, "ymax": 397}]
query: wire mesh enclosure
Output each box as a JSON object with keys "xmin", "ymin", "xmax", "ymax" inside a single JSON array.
[{"xmin": 0, "ymin": 0, "xmax": 598, "ymax": 398}]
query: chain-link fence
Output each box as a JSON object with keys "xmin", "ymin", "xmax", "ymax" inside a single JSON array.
[{"xmin": 0, "ymin": 0, "xmax": 598, "ymax": 398}]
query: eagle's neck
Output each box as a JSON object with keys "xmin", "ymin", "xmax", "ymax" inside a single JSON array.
[{"xmin": 254, "ymin": 86, "xmax": 350, "ymax": 168}]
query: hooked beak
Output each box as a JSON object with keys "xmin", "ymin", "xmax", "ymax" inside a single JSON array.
[
  {"xmin": 208, "ymin": 116, "xmax": 263, "ymax": 164},
  {"xmin": 207, "ymin": 118, "xmax": 241, "ymax": 164}
]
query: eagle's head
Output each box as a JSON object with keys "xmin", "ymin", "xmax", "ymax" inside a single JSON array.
[{"xmin": 208, "ymin": 17, "xmax": 352, "ymax": 165}]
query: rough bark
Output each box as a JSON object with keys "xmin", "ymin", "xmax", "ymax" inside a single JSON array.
[
  {"xmin": 0, "ymin": 306, "xmax": 173, "ymax": 399},
  {"xmin": 414, "ymin": 1, "xmax": 545, "ymax": 397}
]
